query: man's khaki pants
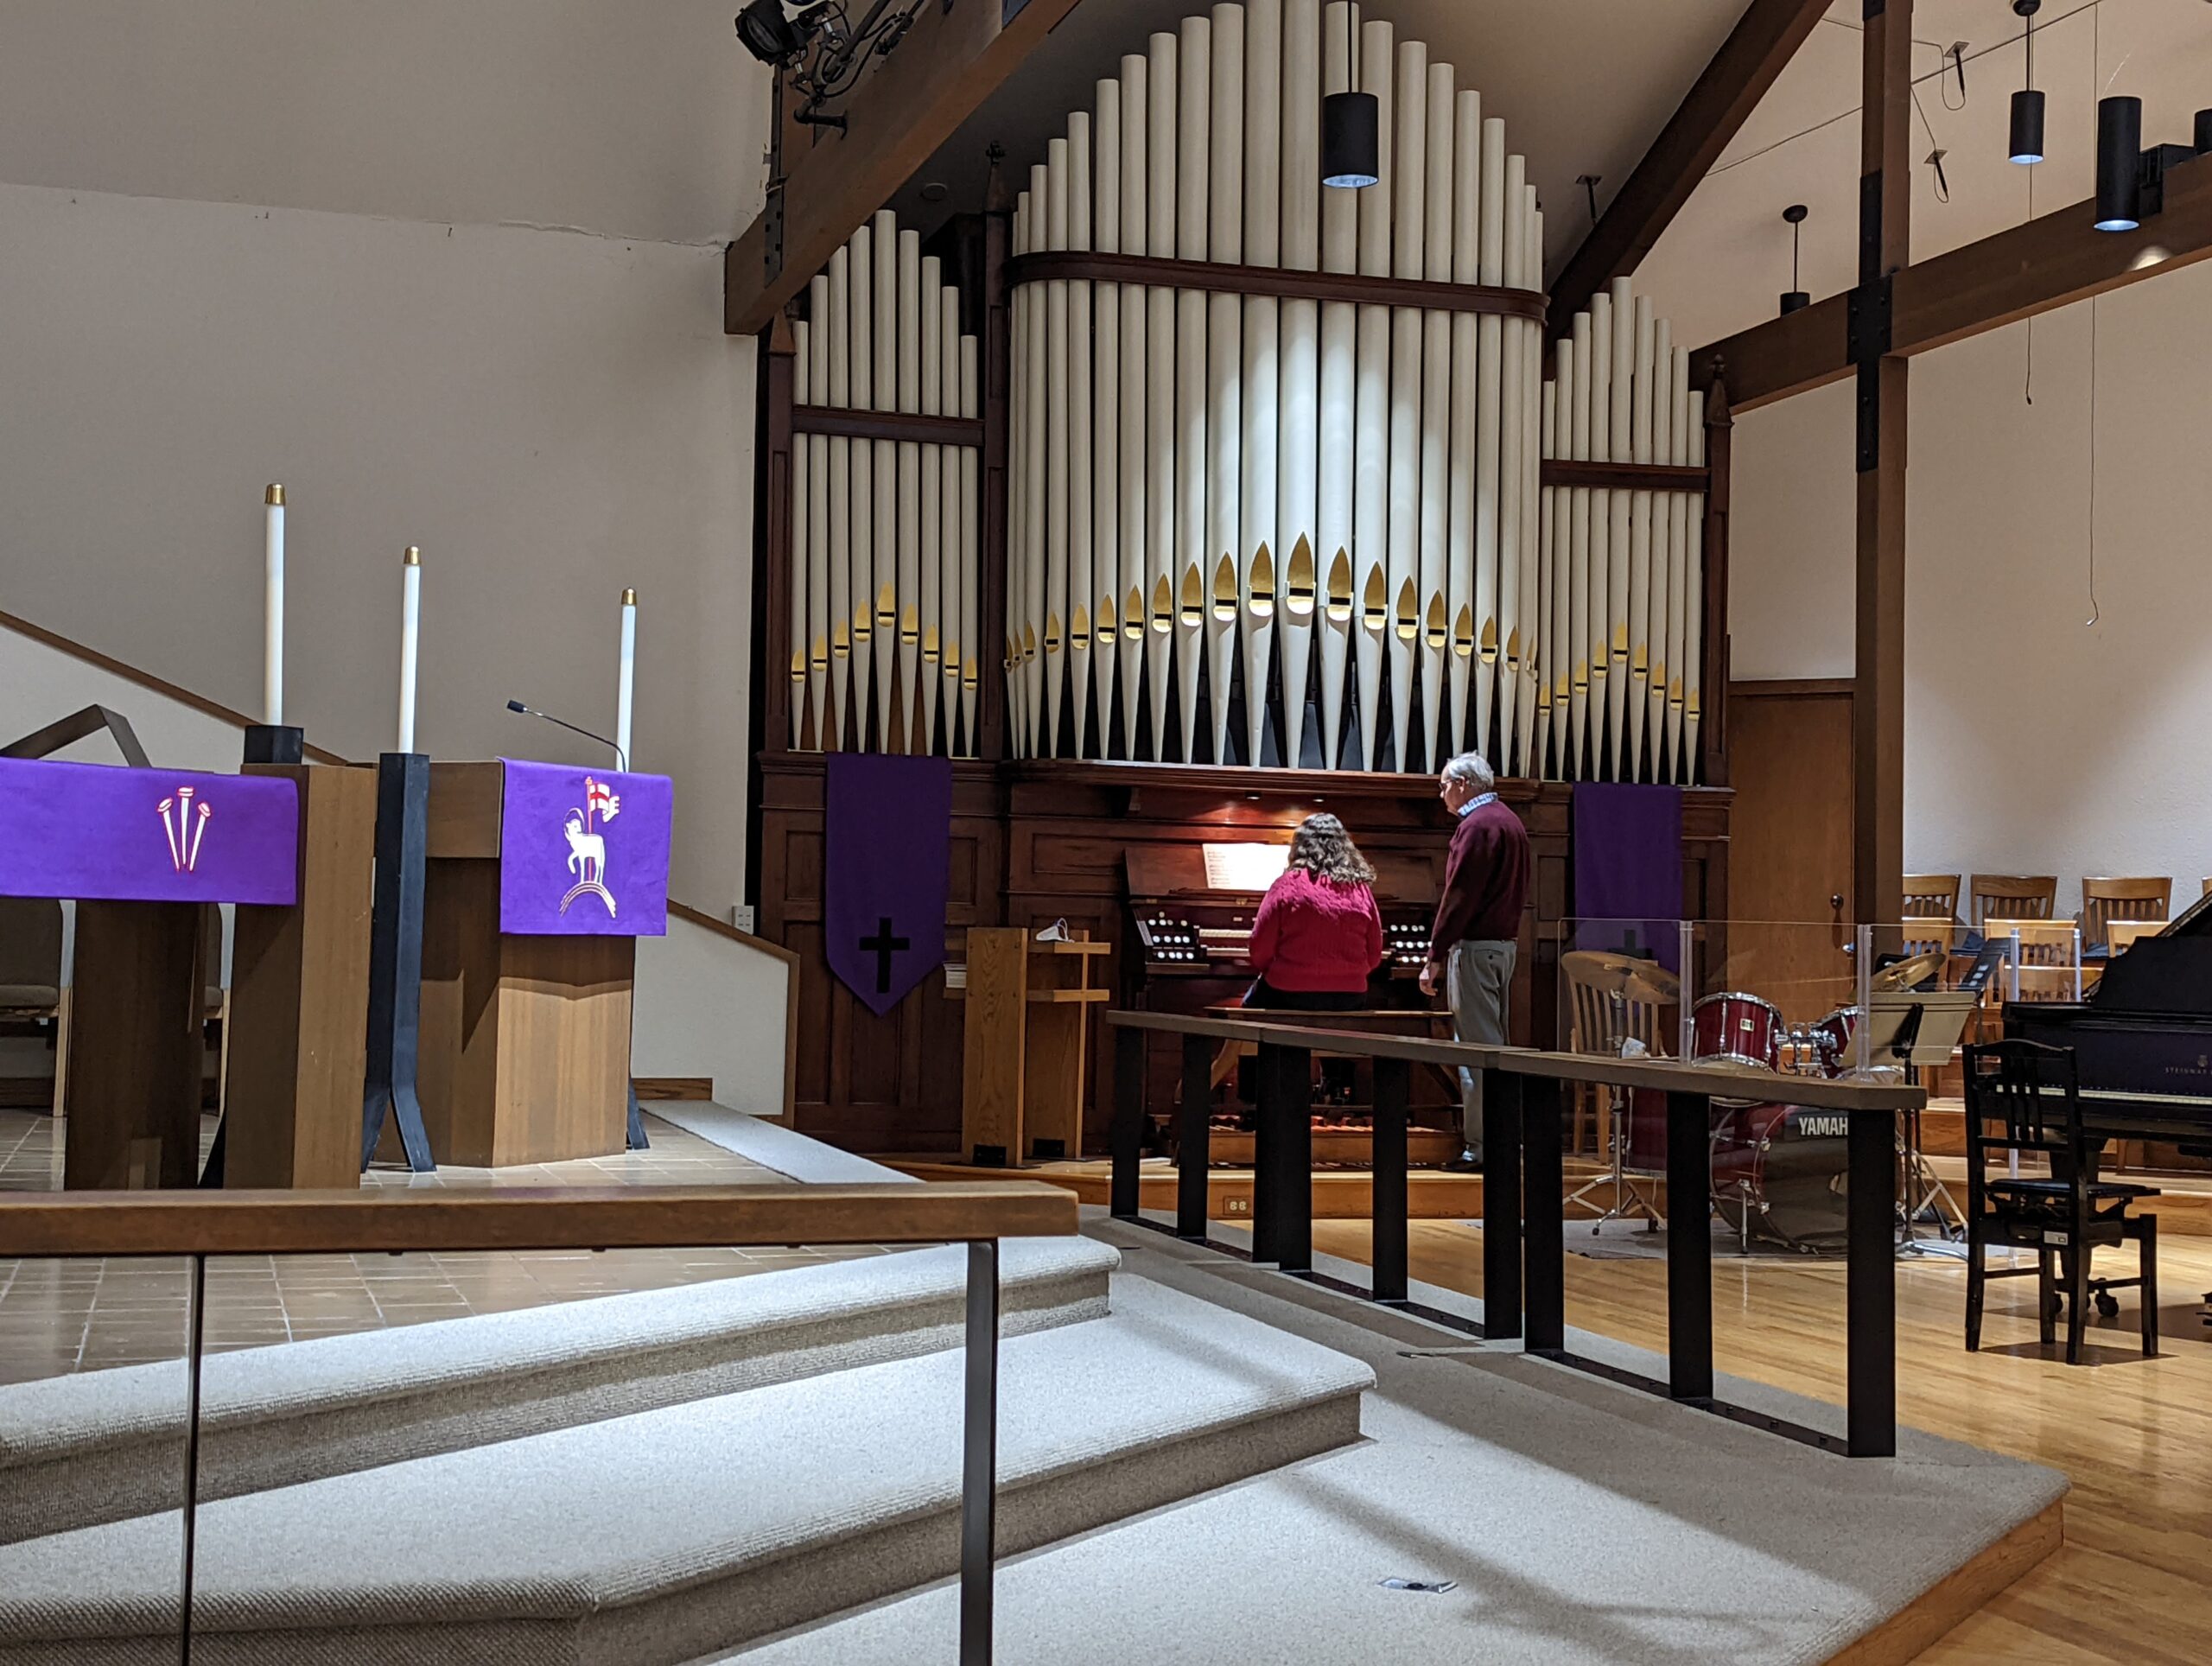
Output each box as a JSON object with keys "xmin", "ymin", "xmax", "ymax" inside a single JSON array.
[{"xmin": 1448, "ymin": 939, "xmax": 1516, "ymax": 1154}]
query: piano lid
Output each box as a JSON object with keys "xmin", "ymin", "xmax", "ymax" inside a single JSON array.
[{"xmin": 2080, "ymin": 887, "xmax": 2212, "ymax": 1016}]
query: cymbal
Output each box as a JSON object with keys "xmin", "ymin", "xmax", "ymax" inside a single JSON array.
[
  {"xmin": 1870, "ymin": 951, "xmax": 1943, "ymax": 992},
  {"xmin": 1623, "ymin": 965, "xmax": 1681, "ymax": 1004}
]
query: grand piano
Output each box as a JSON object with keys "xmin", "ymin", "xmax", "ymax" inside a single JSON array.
[{"xmin": 2005, "ymin": 888, "xmax": 2212, "ymax": 1155}]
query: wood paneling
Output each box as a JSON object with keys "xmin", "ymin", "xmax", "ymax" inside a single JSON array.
[
  {"xmin": 758, "ymin": 754, "xmax": 1731, "ymax": 1155},
  {"xmin": 225, "ymin": 761, "xmax": 378, "ymax": 1189},
  {"xmin": 424, "ymin": 761, "xmax": 504, "ymax": 859},
  {"xmin": 61, "ymin": 901, "xmax": 204, "ymax": 1189},
  {"xmin": 1728, "ymin": 682, "xmax": 1854, "ymax": 1022},
  {"xmin": 961, "ymin": 927, "xmax": 1028, "ymax": 1163}
]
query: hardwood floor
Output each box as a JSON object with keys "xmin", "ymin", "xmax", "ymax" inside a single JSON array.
[{"xmin": 1306, "ymin": 1218, "xmax": 2212, "ymax": 1663}]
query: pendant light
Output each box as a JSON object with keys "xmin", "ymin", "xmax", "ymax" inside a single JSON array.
[
  {"xmin": 2196, "ymin": 109, "xmax": 2212, "ymax": 155},
  {"xmin": 1321, "ymin": 5, "xmax": 1379, "ymax": 188},
  {"xmin": 1779, "ymin": 204, "xmax": 1809, "ymax": 315},
  {"xmin": 2009, "ymin": 0, "xmax": 2044, "ymax": 165},
  {"xmin": 2095, "ymin": 96, "xmax": 2143, "ymax": 231}
]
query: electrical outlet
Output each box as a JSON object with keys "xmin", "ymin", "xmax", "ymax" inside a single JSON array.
[
  {"xmin": 1224, "ymin": 1197, "xmax": 1250, "ymax": 1216},
  {"xmin": 731, "ymin": 905, "xmax": 757, "ymax": 934}
]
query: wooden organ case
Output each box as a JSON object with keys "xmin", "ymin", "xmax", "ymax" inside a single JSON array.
[{"xmin": 746, "ymin": 2, "xmax": 1738, "ymax": 1159}]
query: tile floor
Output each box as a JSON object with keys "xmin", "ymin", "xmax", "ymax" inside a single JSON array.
[{"xmin": 0, "ymin": 1108, "xmax": 900, "ymax": 1386}]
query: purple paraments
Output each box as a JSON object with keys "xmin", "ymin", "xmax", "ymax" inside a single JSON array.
[
  {"xmin": 824, "ymin": 754, "xmax": 951, "ymax": 1015},
  {"xmin": 0, "ymin": 757, "xmax": 299, "ymax": 906},
  {"xmin": 497, "ymin": 759, "xmax": 671, "ymax": 937}
]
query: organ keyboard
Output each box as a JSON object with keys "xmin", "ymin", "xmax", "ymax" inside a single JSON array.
[{"xmin": 1125, "ymin": 844, "xmax": 1438, "ymax": 986}]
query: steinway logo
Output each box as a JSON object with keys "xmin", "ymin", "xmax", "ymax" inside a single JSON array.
[
  {"xmin": 1794, "ymin": 1114, "xmax": 1851, "ymax": 1140},
  {"xmin": 2160, "ymin": 1056, "xmax": 2212, "ymax": 1084}
]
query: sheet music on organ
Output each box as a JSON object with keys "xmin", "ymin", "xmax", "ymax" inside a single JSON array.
[{"xmin": 1201, "ymin": 842, "xmax": 1292, "ymax": 892}]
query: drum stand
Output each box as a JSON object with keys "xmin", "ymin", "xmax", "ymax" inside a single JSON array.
[
  {"xmin": 1897, "ymin": 1098, "xmax": 1967, "ymax": 1254},
  {"xmin": 1564, "ymin": 1084, "xmax": 1662, "ymax": 1232}
]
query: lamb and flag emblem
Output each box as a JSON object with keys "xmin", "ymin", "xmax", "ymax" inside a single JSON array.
[
  {"xmin": 561, "ymin": 776, "xmax": 621, "ymax": 918},
  {"xmin": 494, "ymin": 760, "xmax": 671, "ymax": 938},
  {"xmin": 824, "ymin": 754, "xmax": 951, "ymax": 1015}
]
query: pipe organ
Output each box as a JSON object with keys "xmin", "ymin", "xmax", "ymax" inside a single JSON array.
[
  {"xmin": 1003, "ymin": 2, "xmax": 1559, "ymax": 776},
  {"xmin": 788, "ymin": 210, "xmax": 983, "ymax": 755},
  {"xmin": 775, "ymin": 2, "xmax": 1719, "ymax": 787}
]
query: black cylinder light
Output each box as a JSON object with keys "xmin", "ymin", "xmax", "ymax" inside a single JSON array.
[
  {"xmin": 1322, "ymin": 91, "xmax": 1381, "ymax": 188},
  {"xmin": 2009, "ymin": 1, "xmax": 2044, "ymax": 165},
  {"xmin": 2196, "ymin": 108, "xmax": 2212, "ymax": 156},
  {"xmin": 1779, "ymin": 204, "xmax": 1809, "ymax": 315},
  {"xmin": 2095, "ymin": 95, "xmax": 2143, "ymax": 232},
  {"xmin": 2010, "ymin": 90, "xmax": 2045, "ymax": 165}
]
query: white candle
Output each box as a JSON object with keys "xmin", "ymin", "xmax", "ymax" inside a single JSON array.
[
  {"xmin": 397, "ymin": 547, "xmax": 421, "ymax": 754},
  {"xmin": 264, "ymin": 485, "xmax": 285, "ymax": 725},
  {"xmin": 615, "ymin": 588, "xmax": 637, "ymax": 768}
]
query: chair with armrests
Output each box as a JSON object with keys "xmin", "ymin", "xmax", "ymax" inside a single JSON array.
[
  {"xmin": 2080, "ymin": 877, "xmax": 2171, "ymax": 954},
  {"xmin": 1970, "ymin": 875, "xmax": 2056, "ymax": 930},
  {"xmin": 1903, "ymin": 874, "xmax": 1961, "ymax": 921},
  {"xmin": 1900, "ymin": 917, "xmax": 1957, "ymax": 959},
  {"xmin": 0, "ymin": 898, "xmax": 67, "ymax": 1114},
  {"xmin": 1963, "ymin": 1040, "xmax": 2158, "ymax": 1364}
]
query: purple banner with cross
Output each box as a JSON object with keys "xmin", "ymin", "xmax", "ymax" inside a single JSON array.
[
  {"xmin": 1571, "ymin": 782, "xmax": 1684, "ymax": 970},
  {"xmin": 0, "ymin": 755, "xmax": 299, "ymax": 906},
  {"xmin": 496, "ymin": 759, "xmax": 671, "ymax": 937},
  {"xmin": 825, "ymin": 754, "xmax": 951, "ymax": 1015}
]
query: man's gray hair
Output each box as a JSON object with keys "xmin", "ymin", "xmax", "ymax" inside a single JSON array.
[{"xmin": 1441, "ymin": 751, "xmax": 1494, "ymax": 793}]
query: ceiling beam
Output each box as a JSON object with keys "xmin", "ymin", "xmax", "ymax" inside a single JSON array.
[
  {"xmin": 1694, "ymin": 150, "xmax": 2212, "ymax": 410},
  {"xmin": 725, "ymin": 0, "xmax": 1089, "ymax": 337},
  {"xmin": 1546, "ymin": 0, "xmax": 1833, "ymax": 337}
]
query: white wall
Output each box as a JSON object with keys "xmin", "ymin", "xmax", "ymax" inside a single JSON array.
[
  {"xmin": 633, "ymin": 919, "xmax": 792, "ymax": 1117},
  {"xmin": 0, "ymin": 3, "xmax": 772, "ymax": 913}
]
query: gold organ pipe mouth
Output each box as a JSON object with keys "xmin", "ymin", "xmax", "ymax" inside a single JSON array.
[
  {"xmin": 1211, "ymin": 555, "xmax": 1237, "ymax": 624},
  {"xmin": 1248, "ymin": 542, "xmax": 1275, "ymax": 620},
  {"xmin": 1504, "ymin": 626, "xmax": 1522, "ymax": 670},
  {"xmin": 963, "ymin": 656, "xmax": 979, "ymax": 690},
  {"xmin": 1071, "ymin": 605, "xmax": 1090, "ymax": 646},
  {"xmin": 1325, "ymin": 550, "xmax": 1354, "ymax": 622},
  {"xmin": 1284, "ymin": 536, "xmax": 1315, "ymax": 618},
  {"xmin": 853, "ymin": 608, "xmax": 873, "ymax": 643},
  {"xmin": 1126, "ymin": 585, "xmax": 1147, "ymax": 640},
  {"xmin": 1022, "ymin": 623, "xmax": 1037, "ymax": 661},
  {"xmin": 876, "ymin": 582, "xmax": 897, "ymax": 627},
  {"xmin": 923, "ymin": 626, "xmax": 940, "ymax": 660},
  {"xmin": 1150, "ymin": 575, "xmax": 1173, "ymax": 633},
  {"xmin": 1686, "ymin": 690, "xmax": 1700, "ymax": 717},
  {"xmin": 1393, "ymin": 579, "xmax": 1419, "ymax": 643},
  {"xmin": 790, "ymin": 649, "xmax": 806, "ymax": 683},
  {"xmin": 1631, "ymin": 645, "xmax": 1649, "ymax": 674},
  {"xmin": 1650, "ymin": 658, "xmax": 1666, "ymax": 690},
  {"xmin": 1452, "ymin": 606, "xmax": 1476, "ymax": 659},
  {"xmin": 1179, "ymin": 567, "xmax": 1204, "ymax": 629},
  {"xmin": 942, "ymin": 639, "xmax": 961, "ymax": 677},
  {"xmin": 1669, "ymin": 676, "xmax": 1683, "ymax": 706},
  {"xmin": 832, "ymin": 621, "xmax": 850, "ymax": 658},
  {"xmin": 1611, "ymin": 623, "xmax": 1629, "ymax": 658},
  {"xmin": 811, "ymin": 634, "xmax": 830, "ymax": 671},
  {"xmin": 1423, "ymin": 594, "xmax": 1446, "ymax": 651},
  {"xmin": 1478, "ymin": 616, "xmax": 1497, "ymax": 664},
  {"xmin": 1360, "ymin": 567, "xmax": 1387, "ymax": 633},
  {"xmin": 1044, "ymin": 613, "xmax": 1063, "ymax": 654},
  {"xmin": 900, "ymin": 603, "xmax": 920, "ymax": 645},
  {"xmin": 1095, "ymin": 596, "xmax": 1116, "ymax": 646}
]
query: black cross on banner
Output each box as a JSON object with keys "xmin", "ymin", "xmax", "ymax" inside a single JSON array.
[{"xmin": 858, "ymin": 916, "xmax": 910, "ymax": 995}]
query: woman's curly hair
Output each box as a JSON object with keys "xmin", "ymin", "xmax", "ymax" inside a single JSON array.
[{"xmin": 1287, "ymin": 813, "xmax": 1375, "ymax": 887}]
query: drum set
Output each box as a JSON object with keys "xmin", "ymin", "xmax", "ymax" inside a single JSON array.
[{"xmin": 1652, "ymin": 951, "xmax": 1949, "ymax": 1253}]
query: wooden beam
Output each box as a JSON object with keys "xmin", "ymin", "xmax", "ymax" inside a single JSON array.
[
  {"xmin": 1548, "ymin": 0, "xmax": 1833, "ymax": 335},
  {"xmin": 1853, "ymin": 0, "xmax": 1913, "ymax": 933},
  {"xmin": 724, "ymin": 0, "xmax": 1089, "ymax": 336},
  {"xmin": 1698, "ymin": 150, "xmax": 2212, "ymax": 409}
]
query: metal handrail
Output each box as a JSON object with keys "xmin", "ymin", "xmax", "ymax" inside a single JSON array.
[{"xmin": 1107, "ymin": 1008, "xmax": 1904, "ymax": 1460}]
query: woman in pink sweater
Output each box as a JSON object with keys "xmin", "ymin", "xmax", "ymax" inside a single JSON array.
[{"xmin": 1244, "ymin": 815, "xmax": 1385, "ymax": 1013}]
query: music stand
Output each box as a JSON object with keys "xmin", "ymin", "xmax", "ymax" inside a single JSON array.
[{"xmin": 1868, "ymin": 991, "xmax": 1978, "ymax": 1245}]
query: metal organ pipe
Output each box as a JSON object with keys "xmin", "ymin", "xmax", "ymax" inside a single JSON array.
[
  {"xmin": 1240, "ymin": 0, "xmax": 1282, "ymax": 770},
  {"xmin": 1205, "ymin": 3, "xmax": 1244, "ymax": 765},
  {"xmin": 1315, "ymin": 2, "xmax": 1357, "ymax": 769},
  {"xmin": 1277, "ymin": 0, "xmax": 1321, "ymax": 771}
]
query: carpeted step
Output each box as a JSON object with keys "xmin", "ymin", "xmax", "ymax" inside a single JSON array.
[
  {"xmin": 0, "ymin": 1237, "xmax": 1117, "ymax": 1546},
  {"xmin": 0, "ymin": 1275, "xmax": 1370, "ymax": 1666}
]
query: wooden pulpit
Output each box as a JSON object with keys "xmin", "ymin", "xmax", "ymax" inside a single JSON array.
[
  {"xmin": 415, "ymin": 760, "xmax": 670, "ymax": 1167},
  {"xmin": 959, "ymin": 927, "xmax": 1109, "ymax": 1166}
]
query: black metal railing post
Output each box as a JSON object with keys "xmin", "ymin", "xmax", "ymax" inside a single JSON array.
[
  {"xmin": 1178, "ymin": 1033, "xmax": 1213, "ymax": 1238},
  {"xmin": 1847, "ymin": 1109, "xmax": 1899, "ymax": 1457},
  {"xmin": 1665, "ymin": 1091, "xmax": 1716, "ymax": 1403},
  {"xmin": 1522, "ymin": 1075, "xmax": 1566, "ymax": 1354},
  {"xmin": 1481, "ymin": 1067, "xmax": 1523, "ymax": 1339},
  {"xmin": 1109, "ymin": 1024, "xmax": 1145, "ymax": 1220},
  {"xmin": 1370, "ymin": 1056, "xmax": 1410, "ymax": 1302},
  {"xmin": 178, "ymin": 1251, "xmax": 207, "ymax": 1664},
  {"xmin": 959, "ymin": 1238, "xmax": 1000, "ymax": 1666},
  {"xmin": 1253, "ymin": 1042, "xmax": 1313, "ymax": 1271}
]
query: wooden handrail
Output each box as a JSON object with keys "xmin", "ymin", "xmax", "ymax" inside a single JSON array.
[
  {"xmin": 0, "ymin": 1182, "xmax": 1077, "ymax": 1259},
  {"xmin": 1106, "ymin": 1009, "xmax": 1924, "ymax": 1113}
]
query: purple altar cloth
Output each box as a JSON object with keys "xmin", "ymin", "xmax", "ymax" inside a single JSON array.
[
  {"xmin": 496, "ymin": 759, "xmax": 671, "ymax": 937},
  {"xmin": 0, "ymin": 756, "xmax": 298, "ymax": 906}
]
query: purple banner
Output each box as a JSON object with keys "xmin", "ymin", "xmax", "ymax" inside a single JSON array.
[
  {"xmin": 1572, "ymin": 783, "xmax": 1684, "ymax": 970},
  {"xmin": 0, "ymin": 756, "xmax": 298, "ymax": 906},
  {"xmin": 496, "ymin": 760, "xmax": 671, "ymax": 937},
  {"xmin": 825, "ymin": 754, "xmax": 950, "ymax": 1015}
]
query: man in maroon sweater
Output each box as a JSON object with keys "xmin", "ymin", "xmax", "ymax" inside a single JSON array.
[{"xmin": 1420, "ymin": 750, "xmax": 1529, "ymax": 1168}]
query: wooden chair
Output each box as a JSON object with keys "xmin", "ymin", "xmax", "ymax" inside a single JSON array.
[
  {"xmin": 1900, "ymin": 916, "xmax": 1957, "ymax": 958},
  {"xmin": 1970, "ymin": 875, "xmax": 2056, "ymax": 929},
  {"xmin": 1560, "ymin": 950, "xmax": 1671, "ymax": 1211},
  {"xmin": 2105, "ymin": 919, "xmax": 2165, "ymax": 957},
  {"xmin": 2080, "ymin": 877, "xmax": 2171, "ymax": 953},
  {"xmin": 0, "ymin": 898, "xmax": 67, "ymax": 1114},
  {"xmin": 1963, "ymin": 1040, "xmax": 2158, "ymax": 1364},
  {"xmin": 1903, "ymin": 874, "xmax": 1961, "ymax": 920}
]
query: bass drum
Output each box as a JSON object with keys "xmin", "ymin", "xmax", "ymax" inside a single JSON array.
[{"xmin": 1709, "ymin": 1103, "xmax": 1853, "ymax": 1252}]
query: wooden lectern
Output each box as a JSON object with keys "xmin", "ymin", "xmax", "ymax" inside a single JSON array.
[
  {"xmin": 959, "ymin": 927, "xmax": 1109, "ymax": 1166},
  {"xmin": 415, "ymin": 762, "xmax": 639, "ymax": 1167}
]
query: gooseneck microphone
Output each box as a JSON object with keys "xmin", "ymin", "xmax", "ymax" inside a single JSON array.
[{"xmin": 505, "ymin": 700, "xmax": 628, "ymax": 772}]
